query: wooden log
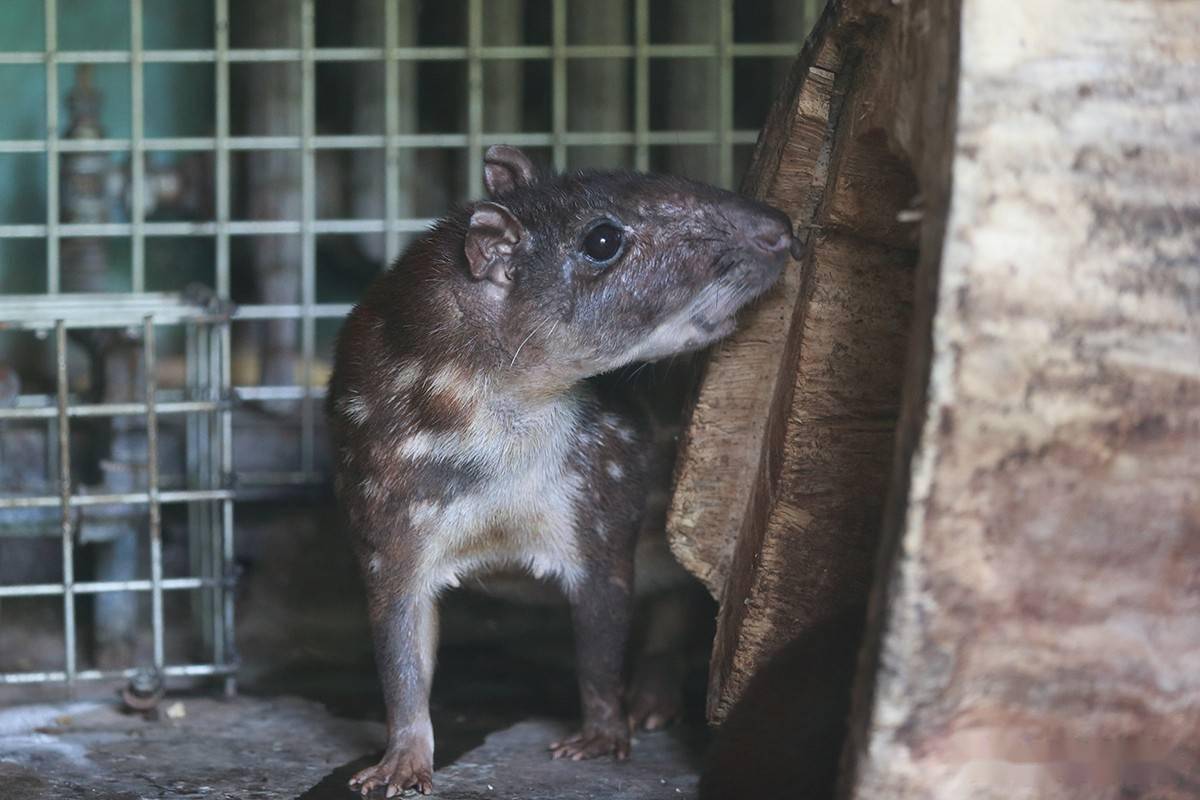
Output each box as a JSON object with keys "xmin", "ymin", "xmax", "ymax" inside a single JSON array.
[
  {"xmin": 845, "ymin": 0, "xmax": 1200, "ymax": 797},
  {"xmin": 670, "ymin": 0, "xmax": 1200, "ymax": 796},
  {"xmin": 668, "ymin": 0, "xmax": 921, "ymax": 726},
  {"xmin": 667, "ymin": 20, "xmax": 840, "ymax": 603}
]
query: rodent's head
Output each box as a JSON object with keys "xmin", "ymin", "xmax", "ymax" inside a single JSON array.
[{"xmin": 457, "ymin": 145, "xmax": 795, "ymax": 379}]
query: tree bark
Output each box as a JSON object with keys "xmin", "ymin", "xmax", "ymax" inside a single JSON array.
[
  {"xmin": 669, "ymin": 1, "xmax": 1200, "ymax": 797},
  {"xmin": 845, "ymin": 1, "xmax": 1200, "ymax": 797}
]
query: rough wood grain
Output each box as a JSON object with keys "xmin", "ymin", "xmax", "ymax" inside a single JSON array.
[
  {"xmin": 844, "ymin": 1, "xmax": 1200, "ymax": 797},
  {"xmin": 666, "ymin": 21, "xmax": 841, "ymax": 599},
  {"xmin": 669, "ymin": 0, "xmax": 921, "ymax": 728},
  {"xmin": 675, "ymin": 1, "xmax": 1199, "ymax": 796}
]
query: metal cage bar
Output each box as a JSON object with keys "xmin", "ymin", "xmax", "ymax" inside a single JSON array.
[
  {"xmin": 130, "ymin": 0, "xmax": 146, "ymax": 292},
  {"xmin": 2, "ymin": 663, "xmax": 236, "ymax": 686},
  {"xmin": 143, "ymin": 315, "xmax": 165, "ymax": 670},
  {"xmin": 551, "ymin": 0, "xmax": 567, "ymax": 170},
  {"xmin": 55, "ymin": 320, "xmax": 76, "ymax": 684},
  {"xmin": 299, "ymin": 0, "xmax": 317, "ymax": 480},
  {"xmin": 717, "ymin": 0, "xmax": 735, "ymax": 189},
  {"xmin": 633, "ymin": 0, "xmax": 649, "ymax": 172},
  {"xmin": 0, "ymin": 488, "xmax": 234, "ymax": 510},
  {"xmin": 184, "ymin": 319, "xmax": 207, "ymax": 665},
  {"xmin": 383, "ymin": 0, "xmax": 402, "ymax": 262},
  {"xmin": 0, "ymin": 399, "xmax": 224, "ymax": 421},
  {"xmin": 219, "ymin": 325, "xmax": 236, "ymax": 696},
  {"xmin": 0, "ymin": 42, "xmax": 799, "ymax": 66},
  {"xmin": 0, "ymin": 577, "xmax": 226, "ymax": 600},
  {"xmin": 215, "ymin": 0, "xmax": 231, "ymax": 299},
  {"xmin": 213, "ymin": 2, "xmax": 236, "ymax": 695},
  {"xmin": 467, "ymin": 0, "xmax": 484, "ymax": 199},
  {"xmin": 44, "ymin": 0, "xmax": 60, "ymax": 293},
  {"xmin": 0, "ymin": 129, "xmax": 765, "ymax": 155}
]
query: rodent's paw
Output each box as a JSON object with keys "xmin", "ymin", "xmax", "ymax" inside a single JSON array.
[
  {"xmin": 548, "ymin": 726, "xmax": 631, "ymax": 762},
  {"xmin": 348, "ymin": 749, "xmax": 433, "ymax": 797},
  {"xmin": 628, "ymin": 653, "xmax": 685, "ymax": 732}
]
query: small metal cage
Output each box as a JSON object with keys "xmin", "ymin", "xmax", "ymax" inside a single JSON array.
[{"xmin": 0, "ymin": 292, "xmax": 236, "ymax": 691}]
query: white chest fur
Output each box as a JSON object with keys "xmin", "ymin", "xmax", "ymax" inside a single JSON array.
[{"xmin": 400, "ymin": 386, "xmax": 589, "ymax": 596}]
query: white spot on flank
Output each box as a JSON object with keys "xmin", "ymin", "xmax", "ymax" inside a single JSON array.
[
  {"xmin": 422, "ymin": 363, "xmax": 485, "ymax": 425},
  {"xmin": 427, "ymin": 363, "xmax": 476, "ymax": 397},
  {"xmin": 391, "ymin": 362, "xmax": 422, "ymax": 392},
  {"xmin": 399, "ymin": 433, "xmax": 438, "ymax": 459},
  {"xmin": 368, "ymin": 555, "xmax": 382, "ymax": 574},
  {"xmin": 606, "ymin": 461, "xmax": 624, "ymax": 480},
  {"xmin": 337, "ymin": 392, "xmax": 370, "ymax": 425}
]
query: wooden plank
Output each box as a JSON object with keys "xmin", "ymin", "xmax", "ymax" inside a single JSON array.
[
  {"xmin": 666, "ymin": 24, "xmax": 842, "ymax": 598},
  {"xmin": 669, "ymin": 0, "xmax": 922, "ymax": 728},
  {"xmin": 711, "ymin": 226, "xmax": 914, "ymax": 714}
]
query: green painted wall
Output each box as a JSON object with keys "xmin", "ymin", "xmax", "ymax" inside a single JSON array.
[{"xmin": 0, "ymin": 0, "xmax": 213, "ymax": 294}]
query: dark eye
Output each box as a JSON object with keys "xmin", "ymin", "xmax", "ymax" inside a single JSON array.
[{"xmin": 581, "ymin": 222, "xmax": 624, "ymax": 264}]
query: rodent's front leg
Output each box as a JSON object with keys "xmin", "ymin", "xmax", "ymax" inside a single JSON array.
[
  {"xmin": 349, "ymin": 577, "xmax": 438, "ymax": 796},
  {"xmin": 550, "ymin": 534, "xmax": 636, "ymax": 761}
]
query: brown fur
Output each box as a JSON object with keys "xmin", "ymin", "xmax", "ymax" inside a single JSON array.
[{"xmin": 327, "ymin": 146, "xmax": 793, "ymax": 796}]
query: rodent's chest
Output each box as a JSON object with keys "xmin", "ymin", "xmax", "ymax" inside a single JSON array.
[{"xmin": 402, "ymin": 401, "xmax": 591, "ymax": 591}]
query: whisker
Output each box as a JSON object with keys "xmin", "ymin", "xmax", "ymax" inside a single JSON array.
[{"xmin": 510, "ymin": 315, "xmax": 554, "ymax": 368}]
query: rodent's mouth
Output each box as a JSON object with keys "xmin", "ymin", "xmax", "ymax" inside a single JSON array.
[{"xmin": 704, "ymin": 257, "xmax": 785, "ymax": 320}]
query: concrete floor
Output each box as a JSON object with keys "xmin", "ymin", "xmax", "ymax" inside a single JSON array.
[
  {"xmin": 0, "ymin": 504, "xmax": 709, "ymax": 799},
  {"xmin": 0, "ymin": 695, "xmax": 701, "ymax": 800}
]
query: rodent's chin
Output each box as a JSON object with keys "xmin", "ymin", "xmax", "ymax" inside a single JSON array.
[
  {"xmin": 706, "ymin": 316, "xmax": 738, "ymax": 343},
  {"xmin": 682, "ymin": 316, "xmax": 737, "ymax": 353}
]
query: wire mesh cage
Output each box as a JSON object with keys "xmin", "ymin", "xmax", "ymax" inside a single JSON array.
[{"xmin": 0, "ymin": 292, "xmax": 235, "ymax": 690}]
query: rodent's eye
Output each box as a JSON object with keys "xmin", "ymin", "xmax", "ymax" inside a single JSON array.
[{"xmin": 581, "ymin": 222, "xmax": 624, "ymax": 264}]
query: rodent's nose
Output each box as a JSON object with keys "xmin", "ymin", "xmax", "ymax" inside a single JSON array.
[
  {"xmin": 739, "ymin": 208, "xmax": 794, "ymax": 257},
  {"xmin": 753, "ymin": 225, "xmax": 791, "ymax": 255}
]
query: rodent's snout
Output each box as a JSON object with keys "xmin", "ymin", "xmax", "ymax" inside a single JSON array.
[{"xmin": 733, "ymin": 204, "xmax": 795, "ymax": 259}]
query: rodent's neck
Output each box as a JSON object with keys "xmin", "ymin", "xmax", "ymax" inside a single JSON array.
[
  {"xmin": 375, "ymin": 222, "xmax": 587, "ymax": 408},
  {"xmin": 496, "ymin": 367, "xmax": 585, "ymax": 409}
]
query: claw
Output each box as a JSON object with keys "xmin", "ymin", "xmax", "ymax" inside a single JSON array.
[
  {"xmin": 349, "ymin": 747, "xmax": 434, "ymax": 798},
  {"xmin": 547, "ymin": 727, "xmax": 631, "ymax": 761},
  {"xmin": 628, "ymin": 653, "xmax": 685, "ymax": 733}
]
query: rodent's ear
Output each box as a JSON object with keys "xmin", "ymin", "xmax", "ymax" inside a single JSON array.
[
  {"xmin": 465, "ymin": 202, "xmax": 525, "ymax": 289},
  {"xmin": 483, "ymin": 145, "xmax": 537, "ymax": 198}
]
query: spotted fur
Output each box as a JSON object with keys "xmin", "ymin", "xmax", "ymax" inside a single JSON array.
[{"xmin": 328, "ymin": 145, "xmax": 793, "ymax": 796}]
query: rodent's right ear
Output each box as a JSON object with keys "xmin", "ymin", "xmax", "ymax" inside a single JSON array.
[
  {"xmin": 465, "ymin": 202, "xmax": 525, "ymax": 291},
  {"xmin": 483, "ymin": 145, "xmax": 537, "ymax": 198}
]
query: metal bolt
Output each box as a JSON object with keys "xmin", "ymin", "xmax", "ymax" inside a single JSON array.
[{"xmin": 121, "ymin": 667, "xmax": 166, "ymax": 712}]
